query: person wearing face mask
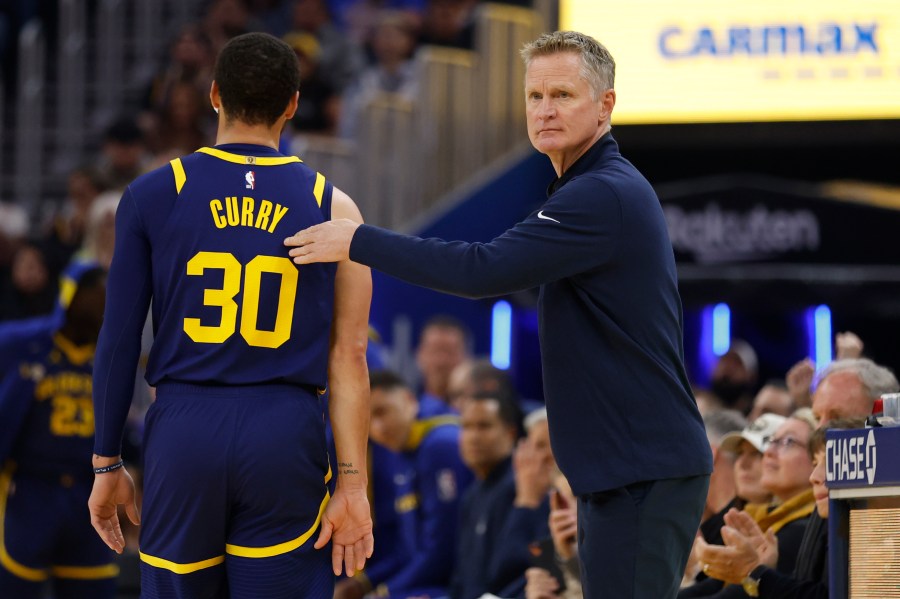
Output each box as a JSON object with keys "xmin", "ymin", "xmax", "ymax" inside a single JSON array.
[{"xmin": 710, "ymin": 340, "xmax": 759, "ymax": 416}]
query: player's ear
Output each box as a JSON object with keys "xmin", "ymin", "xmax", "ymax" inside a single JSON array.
[
  {"xmin": 210, "ymin": 81, "xmax": 222, "ymax": 115},
  {"xmin": 284, "ymin": 90, "xmax": 300, "ymax": 120}
]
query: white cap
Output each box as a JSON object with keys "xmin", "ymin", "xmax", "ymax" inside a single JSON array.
[{"xmin": 719, "ymin": 413, "xmax": 786, "ymax": 453}]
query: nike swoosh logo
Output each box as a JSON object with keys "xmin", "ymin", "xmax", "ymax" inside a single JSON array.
[{"xmin": 537, "ymin": 210, "xmax": 560, "ymax": 223}]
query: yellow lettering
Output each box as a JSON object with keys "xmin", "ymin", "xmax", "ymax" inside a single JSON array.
[
  {"xmin": 267, "ymin": 203, "xmax": 289, "ymax": 234},
  {"xmin": 241, "ymin": 197, "xmax": 255, "ymax": 226},
  {"xmin": 255, "ymin": 200, "xmax": 273, "ymax": 230},
  {"xmin": 210, "ymin": 199, "xmax": 227, "ymax": 228},
  {"xmin": 226, "ymin": 196, "xmax": 240, "ymax": 226}
]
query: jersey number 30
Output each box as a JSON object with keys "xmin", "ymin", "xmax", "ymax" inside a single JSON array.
[{"xmin": 183, "ymin": 251, "xmax": 298, "ymax": 349}]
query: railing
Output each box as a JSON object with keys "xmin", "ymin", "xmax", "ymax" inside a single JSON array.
[
  {"xmin": 14, "ymin": 21, "xmax": 45, "ymax": 216},
  {"xmin": 54, "ymin": 0, "xmax": 87, "ymax": 173},
  {"xmin": 295, "ymin": 3, "xmax": 544, "ymax": 229}
]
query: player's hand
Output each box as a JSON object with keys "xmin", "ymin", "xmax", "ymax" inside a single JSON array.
[
  {"xmin": 314, "ymin": 486, "xmax": 374, "ymax": 576},
  {"xmin": 88, "ymin": 465, "xmax": 140, "ymax": 554},
  {"xmin": 285, "ymin": 219, "xmax": 360, "ymax": 265}
]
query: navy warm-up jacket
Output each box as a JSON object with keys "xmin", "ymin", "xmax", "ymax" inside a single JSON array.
[{"xmin": 350, "ymin": 133, "xmax": 713, "ymax": 495}]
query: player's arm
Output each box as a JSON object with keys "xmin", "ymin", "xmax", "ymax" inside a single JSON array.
[
  {"xmin": 314, "ymin": 187, "xmax": 375, "ymax": 576},
  {"xmin": 89, "ymin": 187, "xmax": 148, "ymax": 552}
]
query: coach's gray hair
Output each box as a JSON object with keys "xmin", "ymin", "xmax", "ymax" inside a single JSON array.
[
  {"xmin": 815, "ymin": 358, "xmax": 900, "ymax": 398},
  {"xmin": 520, "ymin": 31, "xmax": 615, "ymax": 100}
]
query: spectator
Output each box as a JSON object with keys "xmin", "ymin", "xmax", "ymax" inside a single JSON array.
[
  {"xmin": 710, "ymin": 339, "xmax": 758, "ymax": 415},
  {"xmin": 284, "ymin": 32, "xmax": 341, "ymax": 134},
  {"xmin": 202, "ymin": 0, "xmax": 256, "ymax": 54},
  {"xmin": 490, "ymin": 407, "xmax": 556, "ymax": 597},
  {"xmin": 785, "ymin": 332, "xmax": 868, "ymax": 409},
  {"xmin": 344, "ymin": 370, "xmax": 471, "ymax": 598},
  {"xmin": 95, "ymin": 118, "xmax": 152, "ymax": 192},
  {"xmin": 689, "ymin": 418, "xmax": 865, "ymax": 599},
  {"xmin": 144, "ymin": 80, "xmax": 213, "ymax": 157},
  {"xmin": 289, "ymin": 0, "xmax": 365, "ymax": 92},
  {"xmin": 693, "ymin": 387, "xmax": 724, "ymax": 418},
  {"xmin": 747, "ymin": 381, "xmax": 793, "ymax": 423},
  {"xmin": 452, "ymin": 392, "xmax": 522, "ymax": 599},
  {"xmin": 41, "ymin": 166, "xmax": 105, "ymax": 272},
  {"xmin": 418, "ymin": 0, "xmax": 476, "ymax": 49},
  {"xmin": 0, "ymin": 240, "xmax": 57, "ymax": 320},
  {"xmin": 78, "ymin": 192, "xmax": 120, "ymax": 269},
  {"xmin": 338, "ymin": 10, "xmax": 419, "ymax": 139},
  {"xmin": 415, "ymin": 315, "xmax": 471, "ymax": 417},
  {"xmin": 143, "ymin": 25, "xmax": 214, "ymax": 120},
  {"xmin": 810, "ymin": 358, "xmax": 899, "ymax": 426},
  {"xmin": 525, "ymin": 472, "xmax": 582, "ymax": 599},
  {"xmin": 685, "ymin": 410, "xmax": 818, "ymax": 598}
]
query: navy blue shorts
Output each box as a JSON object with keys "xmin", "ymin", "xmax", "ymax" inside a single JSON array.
[
  {"xmin": 138, "ymin": 383, "xmax": 334, "ymax": 599},
  {"xmin": 0, "ymin": 465, "xmax": 117, "ymax": 599}
]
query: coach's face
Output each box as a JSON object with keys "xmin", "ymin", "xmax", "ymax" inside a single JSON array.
[{"xmin": 525, "ymin": 52, "xmax": 614, "ymax": 175}]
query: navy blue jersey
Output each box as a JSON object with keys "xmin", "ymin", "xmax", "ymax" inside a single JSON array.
[
  {"xmin": 94, "ymin": 144, "xmax": 336, "ymax": 456},
  {"xmin": 10, "ymin": 334, "xmax": 95, "ymax": 476}
]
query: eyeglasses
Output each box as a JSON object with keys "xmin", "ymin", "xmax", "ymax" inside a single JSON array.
[{"xmin": 763, "ymin": 435, "xmax": 806, "ymax": 453}]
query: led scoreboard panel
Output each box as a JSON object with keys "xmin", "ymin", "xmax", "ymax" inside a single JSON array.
[{"xmin": 559, "ymin": 0, "xmax": 900, "ymax": 123}]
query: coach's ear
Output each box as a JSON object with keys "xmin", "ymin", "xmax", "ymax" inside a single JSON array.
[{"xmin": 210, "ymin": 80, "xmax": 222, "ymax": 115}]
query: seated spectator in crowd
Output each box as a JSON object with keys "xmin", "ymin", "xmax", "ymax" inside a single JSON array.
[
  {"xmin": 0, "ymin": 240, "xmax": 57, "ymax": 321},
  {"xmin": 690, "ymin": 418, "xmax": 865, "ymax": 599},
  {"xmin": 78, "ymin": 192, "xmax": 120, "ymax": 269},
  {"xmin": 95, "ymin": 118, "xmax": 152, "ymax": 192},
  {"xmin": 144, "ymin": 80, "xmax": 213, "ymax": 157},
  {"xmin": 747, "ymin": 381, "xmax": 793, "ymax": 423},
  {"xmin": 415, "ymin": 315, "xmax": 471, "ymax": 417},
  {"xmin": 810, "ymin": 358, "xmax": 898, "ymax": 426},
  {"xmin": 693, "ymin": 386, "xmax": 724, "ymax": 418},
  {"xmin": 786, "ymin": 332, "xmax": 867, "ymax": 409},
  {"xmin": 338, "ymin": 10, "xmax": 419, "ymax": 139},
  {"xmin": 40, "ymin": 166, "xmax": 105, "ymax": 272},
  {"xmin": 684, "ymin": 409, "xmax": 818, "ymax": 598},
  {"xmin": 142, "ymin": 25, "xmax": 214, "ymax": 120},
  {"xmin": 343, "ymin": 370, "xmax": 471, "ymax": 599},
  {"xmin": 447, "ymin": 357, "xmax": 530, "ymax": 415},
  {"xmin": 710, "ymin": 339, "xmax": 759, "ymax": 415},
  {"xmin": 418, "ymin": 0, "xmax": 476, "ymax": 49},
  {"xmin": 490, "ymin": 408, "xmax": 556, "ymax": 596},
  {"xmin": 202, "ymin": 0, "xmax": 257, "ymax": 54},
  {"xmin": 683, "ymin": 412, "xmax": 770, "ymax": 588},
  {"xmin": 452, "ymin": 392, "xmax": 522, "ymax": 599},
  {"xmin": 525, "ymin": 471, "xmax": 582, "ymax": 599},
  {"xmin": 288, "ymin": 0, "xmax": 365, "ymax": 92},
  {"xmin": 284, "ymin": 32, "xmax": 341, "ymax": 135},
  {"xmin": 331, "ymin": 0, "xmax": 426, "ymax": 47}
]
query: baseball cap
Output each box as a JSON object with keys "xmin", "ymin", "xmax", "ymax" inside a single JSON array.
[{"xmin": 719, "ymin": 413, "xmax": 786, "ymax": 454}]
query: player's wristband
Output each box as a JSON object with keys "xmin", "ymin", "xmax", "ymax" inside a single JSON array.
[{"xmin": 93, "ymin": 460, "xmax": 125, "ymax": 474}]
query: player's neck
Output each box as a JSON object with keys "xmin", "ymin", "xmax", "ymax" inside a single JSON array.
[{"xmin": 215, "ymin": 120, "xmax": 283, "ymax": 150}]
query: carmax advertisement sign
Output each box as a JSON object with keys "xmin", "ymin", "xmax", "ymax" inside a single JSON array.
[{"xmin": 559, "ymin": 0, "xmax": 900, "ymax": 123}]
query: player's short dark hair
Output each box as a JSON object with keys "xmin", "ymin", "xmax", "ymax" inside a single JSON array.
[
  {"xmin": 370, "ymin": 370, "xmax": 412, "ymax": 393},
  {"xmin": 469, "ymin": 391, "xmax": 523, "ymax": 436},
  {"xmin": 213, "ymin": 32, "xmax": 301, "ymax": 127}
]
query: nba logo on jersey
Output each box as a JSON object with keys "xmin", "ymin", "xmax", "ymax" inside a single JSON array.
[{"xmin": 245, "ymin": 171, "xmax": 255, "ymax": 190}]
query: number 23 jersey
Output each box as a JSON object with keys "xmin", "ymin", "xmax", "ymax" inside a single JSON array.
[{"xmin": 109, "ymin": 144, "xmax": 336, "ymax": 390}]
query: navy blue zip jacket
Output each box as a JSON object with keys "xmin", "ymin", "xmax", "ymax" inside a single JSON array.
[{"xmin": 349, "ymin": 133, "xmax": 712, "ymax": 494}]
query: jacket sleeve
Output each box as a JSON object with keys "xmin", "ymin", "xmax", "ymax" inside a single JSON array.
[
  {"xmin": 92, "ymin": 187, "xmax": 153, "ymax": 456},
  {"xmin": 349, "ymin": 177, "xmax": 622, "ymax": 299},
  {"xmin": 488, "ymin": 502, "xmax": 551, "ymax": 593}
]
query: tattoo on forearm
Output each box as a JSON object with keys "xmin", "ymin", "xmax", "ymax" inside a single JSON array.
[{"xmin": 339, "ymin": 461, "xmax": 359, "ymax": 475}]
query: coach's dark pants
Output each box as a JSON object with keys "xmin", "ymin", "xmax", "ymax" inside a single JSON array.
[{"xmin": 577, "ymin": 474, "xmax": 709, "ymax": 599}]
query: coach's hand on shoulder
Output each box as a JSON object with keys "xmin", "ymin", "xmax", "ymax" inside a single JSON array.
[
  {"xmin": 88, "ymin": 457, "xmax": 140, "ymax": 555},
  {"xmin": 314, "ymin": 485, "xmax": 374, "ymax": 577},
  {"xmin": 285, "ymin": 219, "xmax": 360, "ymax": 265}
]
